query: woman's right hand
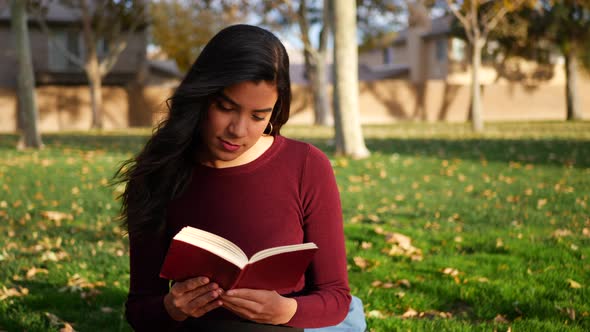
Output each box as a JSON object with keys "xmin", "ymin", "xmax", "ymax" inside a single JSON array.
[{"xmin": 163, "ymin": 276, "xmax": 224, "ymax": 321}]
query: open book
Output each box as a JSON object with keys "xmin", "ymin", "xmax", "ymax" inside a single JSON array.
[{"xmin": 159, "ymin": 226, "xmax": 318, "ymax": 291}]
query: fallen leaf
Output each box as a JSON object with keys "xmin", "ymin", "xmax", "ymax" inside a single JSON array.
[
  {"xmin": 442, "ymin": 268, "xmax": 459, "ymax": 277},
  {"xmin": 60, "ymin": 323, "xmax": 76, "ymax": 332},
  {"xmin": 401, "ymin": 308, "xmax": 419, "ymax": 318},
  {"xmin": 566, "ymin": 279, "xmax": 582, "ymax": 289},
  {"xmin": 367, "ymin": 310, "xmax": 386, "ymax": 319},
  {"xmin": 0, "ymin": 286, "xmax": 29, "ymax": 300},
  {"xmin": 537, "ymin": 199, "xmax": 547, "ymax": 209},
  {"xmin": 26, "ymin": 267, "xmax": 49, "ymax": 279},
  {"xmin": 100, "ymin": 307, "xmax": 114, "ymax": 313},
  {"xmin": 360, "ymin": 241, "xmax": 373, "ymax": 249},
  {"xmin": 40, "ymin": 211, "xmax": 73, "ymax": 222},
  {"xmin": 353, "ymin": 256, "xmax": 369, "ymax": 270},
  {"xmin": 494, "ymin": 314, "xmax": 509, "ymax": 323},
  {"xmin": 552, "ymin": 229, "xmax": 572, "ymax": 238},
  {"xmin": 397, "ymin": 279, "xmax": 411, "ymax": 288},
  {"xmin": 566, "ymin": 308, "xmax": 576, "ymax": 320}
]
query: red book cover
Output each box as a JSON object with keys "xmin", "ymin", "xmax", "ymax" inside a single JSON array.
[{"xmin": 159, "ymin": 227, "xmax": 318, "ymax": 291}]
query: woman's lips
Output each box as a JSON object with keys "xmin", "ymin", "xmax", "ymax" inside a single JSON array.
[{"xmin": 219, "ymin": 139, "xmax": 240, "ymax": 152}]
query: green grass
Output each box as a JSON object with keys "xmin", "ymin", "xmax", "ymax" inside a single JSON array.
[{"xmin": 1, "ymin": 121, "xmax": 589, "ymax": 331}]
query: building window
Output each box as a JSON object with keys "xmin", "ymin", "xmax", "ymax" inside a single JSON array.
[
  {"xmin": 450, "ymin": 38, "xmax": 466, "ymax": 62},
  {"xmin": 435, "ymin": 39, "xmax": 447, "ymax": 62},
  {"xmin": 48, "ymin": 30, "xmax": 81, "ymax": 72},
  {"xmin": 383, "ymin": 47, "xmax": 393, "ymax": 64},
  {"xmin": 48, "ymin": 30, "xmax": 109, "ymax": 71}
]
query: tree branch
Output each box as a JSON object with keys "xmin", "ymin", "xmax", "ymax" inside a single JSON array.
[
  {"xmin": 100, "ymin": 4, "xmax": 147, "ymax": 76},
  {"xmin": 29, "ymin": 3, "xmax": 85, "ymax": 69},
  {"xmin": 446, "ymin": 0, "xmax": 474, "ymax": 43}
]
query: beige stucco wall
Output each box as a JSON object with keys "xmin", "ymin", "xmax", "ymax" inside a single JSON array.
[
  {"xmin": 288, "ymin": 76, "xmax": 590, "ymax": 124},
  {"xmin": 1, "ymin": 75, "xmax": 588, "ymax": 132}
]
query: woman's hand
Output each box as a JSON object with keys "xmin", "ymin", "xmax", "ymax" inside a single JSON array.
[
  {"xmin": 220, "ymin": 289, "xmax": 297, "ymax": 325},
  {"xmin": 163, "ymin": 277, "xmax": 223, "ymax": 321}
]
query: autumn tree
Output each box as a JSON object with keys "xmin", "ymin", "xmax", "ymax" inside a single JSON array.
[
  {"xmin": 447, "ymin": 0, "xmax": 524, "ymax": 132},
  {"xmin": 529, "ymin": 1, "xmax": 590, "ymax": 120},
  {"xmin": 150, "ymin": 0, "xmax": 249, "ymax": 73},
  {"xmin": 488, "ymin": 1, "xmax": 590, "ymax": 120},
  {"xmin": 31, "ymin": 0, "xmax": 147, "ymax": 129},
  {"xmin": 11, "ymin": 0, "xmax": 43, "ymax": 149},
  {"xmin": 331, "ymin": 0, "xmax": 370, "ymax": 158}
]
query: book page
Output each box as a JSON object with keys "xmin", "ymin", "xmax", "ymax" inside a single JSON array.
[
  {"xmin": 249, "ymin": 242, "xmax": 318, "ymax": 264},
  {"xmin": 175, "ymin": 227, "xmax": 248, "ymax": 269}
]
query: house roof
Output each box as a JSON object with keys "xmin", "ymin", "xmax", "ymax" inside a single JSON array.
[
  {"xmin": 0, "ymin": 2, "xmax": 84, "ymax": 23},
  {"xmin": 0, "ymin": 1, "xmax": 147, "ymax": 28},
  {"xmin": 148, "ymin": 59, "xmax": 183, "ymax": 79},
  {"xmin": 289, "ymin": 63, "xmax": 409, "ymax": 85},
  {"xmin": 392, "ymin": 14, "xmax": 452, "ymax": 45}
]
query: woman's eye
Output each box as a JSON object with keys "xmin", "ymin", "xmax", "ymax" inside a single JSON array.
[
  {"xmin": 252, "ymin": 114, "xmax": 265, "ymax": 121},
  {"xmin": 215, "ymin": 101, "xmax": 232, "ymax": 111}
]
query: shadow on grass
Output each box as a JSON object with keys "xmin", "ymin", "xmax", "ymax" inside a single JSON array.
[
  {"xmin": 314, "ymin": 137, "xmax": 590, "ymax": 169},
  {"xmin": 2, "ymin": 280, "xmax": 129, "ymax": 332},
  {"xmin": 1, "ymin": 134, "xmax": 589, "ymax": 168}
]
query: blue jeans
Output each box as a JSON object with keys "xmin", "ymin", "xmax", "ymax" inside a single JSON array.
[{"xmin": 305, "ymin": 296, "xmax": 366, "ymax": 332}]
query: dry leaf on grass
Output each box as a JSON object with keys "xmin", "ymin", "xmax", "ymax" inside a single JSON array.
[
  {"xmin": 40, "ymin": 211, "xmax": 73, "ymax": 223},
  {"xmin": 442, "ymin": 267, "xmax": 460, "ymax": 277},
  {"xmin": 360, "ymin": 241, "xmax": 373, "ymax": 249},
  {"xmin": 44, "ymin": 312, "xmax": 77, "ymax": 332},
  {"xmin": 367, "ymin": 310, "xmax": 386, "ymax": 319},
  {"xmin": 566, "ymin": 279, "xmax": 582, "ymax": 289},
  {"xmin": 552, "ymin": 229, "xmax": 572, "ymax": 238},
  {"xmin": 353, "ymin": 256, "xmax": 368, "ymax": 270},
  {"xmin": 26, "ymin": 267, "xmax": 49, "ymax": 279},
  {"xmin": 401, "ymin": 308, "xmax": 419, "ymax": 318},
  {"xmin": 0, "ymin": 286, "xmax": 29, "ymax": 300},
  {"xmin": 383, "ymin": 232, "xmax": 423, "ymax": 261},
  {"xmin": 442, "ymin": 267, "xmax": 461, "ymax": 283}
]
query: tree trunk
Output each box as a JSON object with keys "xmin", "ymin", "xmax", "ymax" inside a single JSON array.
[
  {"xmin": 313, "ymin": 54, "xmax": 331, "ymax": 125},
  {"xmin": 86, "ymin": 54, "xmax": 103, "ymax": 129},
  {"xmin": 471, "ymin": 39, "xmax": 484, "ymax": 132},
  {"xmin": 332, "ymin": 0, "xmax": 369, "ymax": 158},
  {"xmin": 11, "ymin": 0, "xmax": 43, "ymax": 149},
  {"xmin": 565, "ymin": 50, "xmax": 582, "ymax": 121}
]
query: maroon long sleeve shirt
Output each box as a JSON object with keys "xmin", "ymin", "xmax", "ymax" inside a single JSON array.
[{"xmin": 125, "ymin": 135, "xmax": 351, "ymax": 330}]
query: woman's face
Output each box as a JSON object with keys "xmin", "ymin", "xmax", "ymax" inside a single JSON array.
[{"xmin": 200, "ymin": 80, "xmax": 278, "ymax": 167}]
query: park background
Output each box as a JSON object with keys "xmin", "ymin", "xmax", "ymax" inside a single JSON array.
[{"xmin": 0, "ymin": 1, "xmax": 589, "ymax": 331}]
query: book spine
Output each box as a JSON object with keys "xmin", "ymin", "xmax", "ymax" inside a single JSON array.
[{"xmin": 228, "ymin": 267, "xmax": 248, "ymax": 290}]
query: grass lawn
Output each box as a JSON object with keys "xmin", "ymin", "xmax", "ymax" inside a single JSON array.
[{"xmin": 0, "ymin": 122, "xmax": 589, "ymax": 331}]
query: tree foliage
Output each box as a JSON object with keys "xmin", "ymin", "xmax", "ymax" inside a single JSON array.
[
  {"xmin": 489, "ymin": 0, "xmax": 590, "ymax": 120},
  {"xmin": 150, "ymin": 0, "xmax": 250, "ymax": 72}
]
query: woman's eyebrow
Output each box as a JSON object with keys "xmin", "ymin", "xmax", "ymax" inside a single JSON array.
[
  {"xmin": 217, "ymin": 92, "xmax": 239, "ymax": 107},
  {"xmin": 218, "ymin": 92, "xmax": 273, "ymax": 113}
]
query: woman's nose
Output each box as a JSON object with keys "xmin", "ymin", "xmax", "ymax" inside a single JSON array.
[{"xmin": 228, "ymin": 114, "xmax": 248, "ymax": 138}]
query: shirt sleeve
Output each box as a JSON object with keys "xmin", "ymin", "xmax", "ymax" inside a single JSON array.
[
  {"xmin": 125, "ymin": 229, "xmax": 182, "ymax": 331},
  {"xmin": 286, "ymin": 145, "xmax": 352, "ymax": 328}
]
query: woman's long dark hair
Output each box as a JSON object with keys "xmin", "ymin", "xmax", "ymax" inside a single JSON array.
[{"xmin": 115, "ymin": 25, "xmax": 291, "ymax": 237}]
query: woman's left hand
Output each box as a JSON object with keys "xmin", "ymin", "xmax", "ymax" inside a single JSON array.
[{"xmin": 220, "ymin": 288, "xmax": 297, "ymax": 325}]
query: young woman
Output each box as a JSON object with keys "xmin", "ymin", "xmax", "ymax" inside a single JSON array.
[{"xmin": 118, "ymin": 25, "xmax": 354, "ymax": 331}]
